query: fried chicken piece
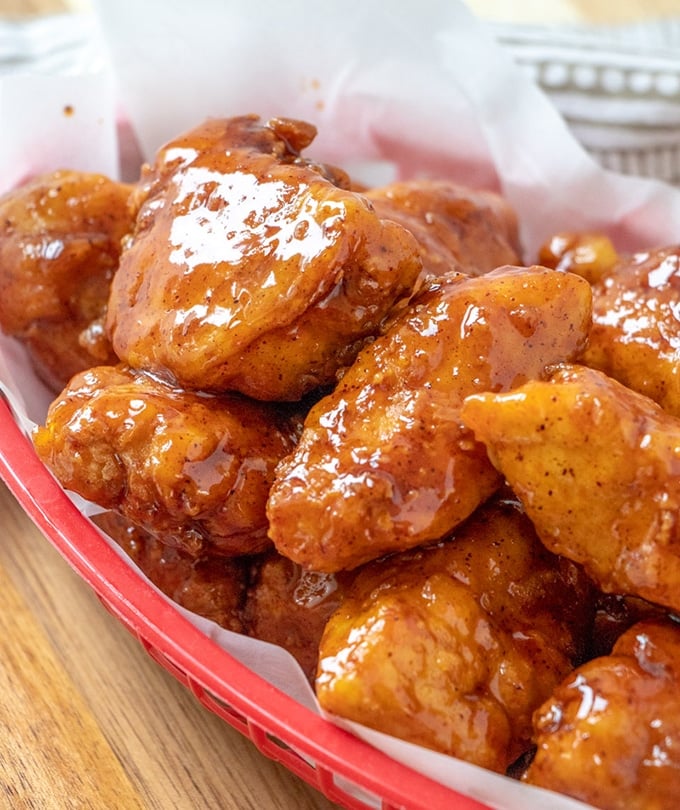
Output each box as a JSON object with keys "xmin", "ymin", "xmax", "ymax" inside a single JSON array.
[
  {"xmin": 33, "ymin": 365, "xmax": 301, "ymax": 556},
  {"xmin": 537, "ymin": 231, "xmax": 619, "ymax": 284},
  {"xmin": 267, "ymin": 265, "xmax": 592, "ymax": 572},
  {"xmin": 243, "ymin": 551, "xmax": 353, "ymax": 682},
  {"xmin": 525, "ymin": 619, "xmax": 680, "ymax": 810},
  {"xmin": 363, "ymin": 179, "xmax": 521, "ymax": 279},
  {"xmin": 579, "ymin": 246, "xmax": 680, "ymax": 418},
  {"xmin": 106, "ymin": 115, "xmax": 422, "ymax": 401},
  {"xmin": 94, "ymin": 511, "xmax": 247, "ymax": 632},
  {"xmin": 0, "ymin": 170, "xmax": 133, "ymax": 391},
  {"xmin": 315, "ymin": 495, "xmax": 595, "ymax": 772},
  {"xmin": 538, "ymin": 236, "xmax": 680, "ymax": 418},
  {"xmin": 461, "ymin": 363, "xmax": 680, "ymax": 612}
]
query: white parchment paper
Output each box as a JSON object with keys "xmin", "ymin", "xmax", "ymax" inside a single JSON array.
[
  {"xmin": 0, "ymin": 13, "xmax": 118, "ymax": 193},
  {"xmin": 3, "ymin": 2, "xmax": 679, "ymax": 808},
  {"xmin": 93, "ymin": 0, "xmax": 680, "ymax": 255}
]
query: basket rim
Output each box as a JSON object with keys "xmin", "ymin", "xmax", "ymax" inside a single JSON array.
[{"xmin": 0, "ymin": 393, "xmax": 491, "ymax": 810}]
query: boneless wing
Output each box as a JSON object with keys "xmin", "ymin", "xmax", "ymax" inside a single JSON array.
[
  {"xmin": 582, "ymin": 246, "xmax": 680, "ymax": 418},
  {"xmin": 33, "ymin": 365, "xmax": 301, "ymax": 556},
  {"xmin": 539, "ymin": 237, "xmax": 680, "ymax": 417},
  {"xmin": 267, "ymin": 265, "xmax": 592, "ymax": 571},
  {"xmin": 0, "ymin": 170, "xmax": 133, "ymax": 390},
  {"xmin": 525, "ymin": 619, "xmax": 680, "ymax": 810},
  {"xmin": 315, "ymin": 495, "xmax": 594, "ymax": 772},
  {"xmin": 363, "ymin": 179, "xmax": 522, "ymax": 279},
  {"xmin": 461, "ymin": 363, "xmax": 680, "ymax": 611},
  {"xmin": 106, "ymin": 115, "xmax": 422, "ymax": 401},
  {"xmin": 537, "ymin": 230, "xmax": 619, "ymax": 285},
  {"xmin": 243, "ymin": 551, "xmax": 353, "ymax": 682},
  {"xmin": 94, "ymin": 511, "xmax": 248, "ymax": 632}
]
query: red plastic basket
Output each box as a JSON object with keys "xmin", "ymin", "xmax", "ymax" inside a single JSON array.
[{"xmin": 0, "ymin": 393, "xmax": 492, "ymax": 810}]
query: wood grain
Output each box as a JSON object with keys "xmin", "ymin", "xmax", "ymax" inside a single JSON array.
[
  {"xmin": 469, "ymin": 0, "xmax": 680, "ymax": 24},
  {"xmin": 0, "ymin": 482, "xmax": 340, "ymax": 810},
  {"xmin": 0, "ymin": 0, "xmax": 70, "ymax": 15},
  {"xmin": 0, "ymin": 0, "xmax": 677, "ymax": 808},
  {"xmin": 0, "ymin": 0, "xmax": 333, "ymax": 805}
]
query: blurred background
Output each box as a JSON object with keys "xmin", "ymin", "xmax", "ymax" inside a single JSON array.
[
  {"xmin": 3, "ymin": 0, "xmax": 680, "ymax": 24},
  {"xmin": 2, "ymin": 0, "xmax": 680, "ymax": 183}
]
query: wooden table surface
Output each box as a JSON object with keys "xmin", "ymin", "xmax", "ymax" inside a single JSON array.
[
  {"xmin": 1, "ymin": 0, "xmax": 678, "ymax": 809},
  {"xmin": 0, "ymin": 480, "xmax": 342, "ymax": 810}
]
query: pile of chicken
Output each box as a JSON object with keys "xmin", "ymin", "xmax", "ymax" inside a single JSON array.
[{"xmin": 3, "ymin": 114, "xmax": 680, "ymax": 810}]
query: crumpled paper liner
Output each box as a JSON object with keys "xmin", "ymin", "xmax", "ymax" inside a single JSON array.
[
  {"xmin": 2, "ymin": 1, "xmax": 678, "ymax": 807},
  {"xmin": 93, "ymin": 0, "xmax": 680, "ymax": 256}
]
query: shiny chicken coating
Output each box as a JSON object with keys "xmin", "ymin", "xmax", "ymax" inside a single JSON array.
[
  {"xmin": 525, "ymin": 619, "xmax": 680, "ymax": 810},
  {"xmin": 581, "ymin": 246, "xmax": 680, "ymax": 418},
  {"xmin": 33, "ymin": 365, "xmax": 301, "ymax": 556},
  {"xmin": 0, "ymin": 170, "xmax": 133, "ymax": 391},
  {"xmin": 267, "ymin": 265, "xmax": 592, "ymax": 571},
  {"xmin": 94, "ymin": 511, "xmax": 247, "ymax": 632},
  {"xmin": 363, "ymin": 179, "xmax": 522, "ymax": 280},
  {"xmin": 243, "ymin": 551, "xmax": 353, "ymax": 682},
  {"xmin": 315, "ymin": 495, "xmax": 595, "ymax": 772},
  {"xmin": 106, "ymin": 115, "xmax": 422, "ymax": 401},
  {"xmin": 538, "ymin": 230, "xmax": 619, "ymax": 285},
  {"xmin": 461, "ymin": 363, "xmax": 680, "ymax": 612}
]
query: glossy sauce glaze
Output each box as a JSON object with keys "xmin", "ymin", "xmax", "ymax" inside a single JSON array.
[
  {"xmin": 461, "ymin": 363, "xmax": 680, "ymax": 612},
  {"xmin": 0, "ymin": 170, "xmax": 133, "ymax": 391},
  {"xmin": 33, "ymin": 364, "xmax": 302, "ymax": 556},
  {"xmin": 315, "ymin": 494, "xmax": 595, "ymax": 772},
  {"xmin": 526, "ymin": 618, "xmax": 680, "ymax": 810},
  {"xmin": 582, "ymin": 246, "xmax": 680, "ymax": 417},
  {"xmin": 268, "ymin": 265, "xmax": 593, "ymax": 572},
  {"xmin": 537, "ymin": 230, "xmax": 619, "ymax": 285},
  {"xmin": 94, "ymin": 510, "xmax": 248, "ymax": 632},
  {"xmin": 244, "ymin": 551, "xmax": 353, "ymax": 682},
  {"xmin": 107, "ymin": 115, "xmax": 422, "ymax": 400},
  {"xmin": 363, "ymin": 179, "xmax": 521, "ymax": 280}
]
